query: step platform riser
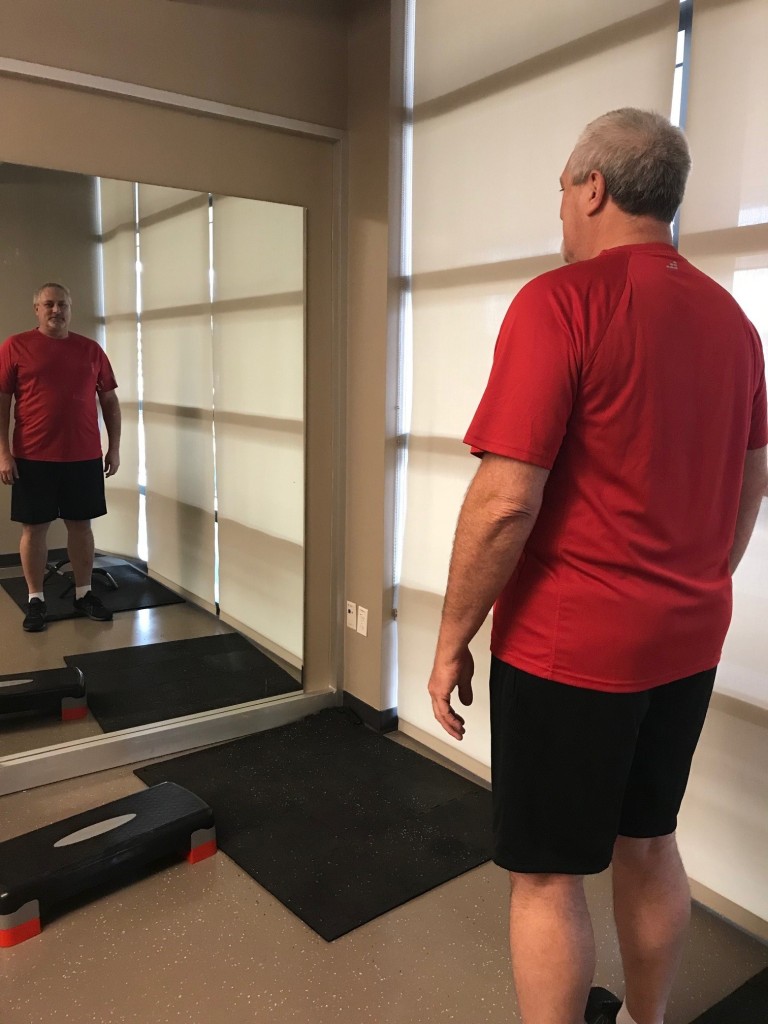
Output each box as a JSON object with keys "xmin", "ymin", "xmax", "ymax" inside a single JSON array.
[
  {"xmin": 0, "ymin": 667, "xmax": 87, "ymax": 721},
  {"xmin": 61, "ymin": 696, "xmax": 88, "ymax": 721},
  {"xmin": 0, "ymin": 783, "xmax": 215, "ymax": 947},
  {"xmin": 187, "ymin": 827, "xmax": 217, "ymax": 864}
]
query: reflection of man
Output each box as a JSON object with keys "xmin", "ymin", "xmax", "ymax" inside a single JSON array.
[
  {"xmin": 0, "ymin": 283, "xmax": 122, "ymax": 632},
  {"xmin": 428, "ymin": 110, "xmax": 767, "ymax": 1024}
]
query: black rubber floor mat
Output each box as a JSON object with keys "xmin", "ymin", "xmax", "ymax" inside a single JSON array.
[
  {"xmin": 135, "ymin": 708, "xmax": 493, "ymax": 941},
  {"xmin": 1, "ymin": 562, "xmax": 184, "ymax": 621},
  {"xmin": 689, "ymin": 967, "xmax": 768, "ymax": 1023},
  {"xmin": 64, "ymin": 633, "xmax": 301, "ymax": 732},
  {"xmin": 0, "ymin": 547, "xmax": 68, "ymax": 568}
]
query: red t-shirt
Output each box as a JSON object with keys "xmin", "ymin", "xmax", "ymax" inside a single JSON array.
[
  {"xmin": 465, "ymin": 243, "xmax": 768, "ymax": 692},
  {"xmin": 0, "ymin": 329, "xmax": 118, "ymax": 461}
]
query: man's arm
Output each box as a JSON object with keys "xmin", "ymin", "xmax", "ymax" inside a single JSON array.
[
  {"xmin": 730, "ymin": 445, "xmax": 768, "ymax": 573},
  {"xmin": 428, "ymin": 453, "xmax": 549, "ymax": 740},
  {"xmin": 0, "ymin": 391, "xmax": 18, "ymax": 485},
  {"xmin": 98, "ymin": 389, "xmax": 122, "ymax": 478}
]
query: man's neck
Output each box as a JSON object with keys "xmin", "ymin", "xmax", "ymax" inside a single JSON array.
[{"xmin": 588, "ymin": 216, "xmax": 673, "ymax": 259}]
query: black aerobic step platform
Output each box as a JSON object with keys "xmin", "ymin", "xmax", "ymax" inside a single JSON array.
[
  {"xmin": 0, "ymin": 782, "xmax": 216, "ymax": 947},
  {"xmin": 0, "ymin": 666, "xmax": 87, "ymax": 722}
]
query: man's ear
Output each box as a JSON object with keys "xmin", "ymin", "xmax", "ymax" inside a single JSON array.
[{"xmin": 584, "ymin": 170, "xmax": 608, "ymax": 216}]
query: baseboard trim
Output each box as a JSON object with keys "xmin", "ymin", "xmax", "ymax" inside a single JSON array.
[
  {"xmin": 396, "ymin": 719, "xmax": 491, "ymax": 784},
  {"xmin": 689, "ymin": 879, "xmax": 768, "ymax": 943},
  {"xmin": 342, "ymin": 692, "xmax": 398, "ymax": 733}
]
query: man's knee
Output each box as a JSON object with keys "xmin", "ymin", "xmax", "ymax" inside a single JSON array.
[
  {"xmin": 21, "ymin": 521, "xmax": 51, "ymax": 538},
  {"xmin": 63, "ymin": 518, "xmax": 92, "ymax": 534},
  {"xmin": 613, "ymin": 832, "xmax": 680, "ymax": 868},
  {"xmin": 509, "ymin": 871, "xmax": 585, "ymax": 899}
]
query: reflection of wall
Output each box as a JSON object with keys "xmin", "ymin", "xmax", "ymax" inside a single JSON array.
[{"xmin": 0, "ymin": 164, "xmax": 100, "ymax": 554}]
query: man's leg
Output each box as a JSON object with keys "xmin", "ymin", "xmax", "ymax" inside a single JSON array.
[
  {"xmin": 509, "ymin": 872, "xmax": 595, "ymax": 1024},
  {"xmin": 64, "ymin": 518, "xmax": 94, "ymax": 588},
  {"xmin": 611, "ymin": 834, "xmax": 690, "ymax": 1024},
  {"xmin": 20, "ymin": 521, "xmax": 51, "ymax": 593},
  {"xmin": 65, "ymin": 517, "xmax": 112, "ymax": 621},
  {"xmin": 612, "ymin": 671, "xmax": 716, "ymax": 1024}
]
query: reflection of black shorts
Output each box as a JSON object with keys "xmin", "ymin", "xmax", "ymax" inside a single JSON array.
[
  {"xmin": 489, "ymin": 657, "xmax": 716, "ymax": 875},
  {"xmin": 11, "ymin": 458, "xmax": 107, "ymax": 524}
]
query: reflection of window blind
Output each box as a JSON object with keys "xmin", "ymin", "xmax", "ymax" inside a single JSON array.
[
  {"xmin": 398, "ymin": 0, "xmax": 678, "ymax": 763},
  {"xmin": 96, "ymin": 178, "xmax": 139, "ymax": 558},
  {"xmin": 212, "ymin": 197, "xmax": 305, "ymax": 664},
  {"xmin": 139, "ymin": 185, "xmax": 215, "ymax": 606},
  {"xmin": 680, "ymin": 0, "xmax": 768, "ymax": 707}
]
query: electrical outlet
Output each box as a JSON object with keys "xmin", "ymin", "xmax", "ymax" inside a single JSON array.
[
  {"xmin": 356, "ymin": 606, "xmax": 368, "ymax": 637},
  {"xmin": 346, "ymin": 601, "xmax": 357, "ymax": 630}
]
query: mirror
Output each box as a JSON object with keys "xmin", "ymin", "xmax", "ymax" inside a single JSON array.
[{"xmin": 0, "ymin": 162, "xmax": 306, "ymax": 761}]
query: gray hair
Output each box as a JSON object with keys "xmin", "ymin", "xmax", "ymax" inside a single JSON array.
[
  {"xmin": 33, "ymin": 282, "xmax": 71, "ymax": 305},
  {"xmin": 567, "ymin": 109, "xmax": 691, "ymax": 222}
]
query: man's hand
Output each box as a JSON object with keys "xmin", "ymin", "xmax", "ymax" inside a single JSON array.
[
  {"xmin": 0, "ymin": 451, "xmax": 18, "ymax": 486},
  {"xmin": 428, "ymin": 647, "xmax": 475, "ymax": 741},
  {"xmin": 104, "ymin": 449, "xmax": 120, "ymax": 478}
]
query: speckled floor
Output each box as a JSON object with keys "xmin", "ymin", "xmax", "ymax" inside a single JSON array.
[{"xmin": 1, "ymin": 574, "xmax": 766, "ymax": 1023}]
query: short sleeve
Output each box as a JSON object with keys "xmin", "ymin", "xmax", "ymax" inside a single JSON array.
[
  {"xmin": 747, "ymin": 323, "xmax": 767, "ymax": 450},
  {"xmin": 96, "ymin": 346, "xmax": 118, "ymax": 392},
  {"xmin": 464, "ymin": 275, "xmax": 581, "ymax": 469},
  {"xmin": 0, "ymin": 337, "xmax": 17, "ymax": 394}
]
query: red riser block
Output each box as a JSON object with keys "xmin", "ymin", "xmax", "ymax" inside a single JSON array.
[
  {"xmin": 186, "ymin": 839, "xmax": 217, "ymax": 864},
  {"xmin": 0, "ymin": 917, "xmax": 42, "ymax": 948},
  {"xmin": 61, "ymin": 706, "xmax": 88, "ymax": 722}
]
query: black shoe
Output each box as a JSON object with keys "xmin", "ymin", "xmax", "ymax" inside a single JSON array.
[
  {"xmin": 73, "ymin": 591, "xmax": 113, "ymax": 622},
  {"xmin": 22, "ymin": 597, "xmax": 47, "ymax": 632},
  {"xmin": 585, "ymin": 987, "xmax": 622, "ymax": 1024}
]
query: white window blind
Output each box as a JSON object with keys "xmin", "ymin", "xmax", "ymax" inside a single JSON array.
[
  {"xmin": 680, "ymin": 0, "xmax": 768, "ymax": 708},
  {"xmin": 211, "ymin": 196, "xmax": 305, "ymax": 664},
  {"xmin": 96, "ymin": 178, "xmax": 140, "ymax": 558},
  {"xmin": 398, "ymin": 0, "xmax": 679, "ymax": 762},
  {"xmin": 138, "ymin": 185, "xmax": 216, "ymax": 606}
]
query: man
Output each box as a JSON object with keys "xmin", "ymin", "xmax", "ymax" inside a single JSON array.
[
  {"xmin": 0, "ymin": 283, "xmax": 121, "ymax": 631},
  {"xmin": 428, "ymin": 109, "xmax": 767, "ymax": 1024}
]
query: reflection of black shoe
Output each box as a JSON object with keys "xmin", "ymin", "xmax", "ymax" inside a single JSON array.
[
  {"xmin": 585, "ymin": 987, "xmax": 622, "ymax": 1024},
  {"xmin": 22, "ymin": 598, "xmax": 47, "ymax": 632},
  {"xmin": 73, "ymin": 591, "xmax": 113, "ymax": 621}
]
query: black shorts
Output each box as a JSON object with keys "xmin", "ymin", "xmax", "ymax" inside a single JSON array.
[
  {"xmin": 11, "ymin": 458, "xmax": 107, "ymax": 524},
  {"xmin": 489, "ymin": 658, "xmax": 716, "ymax": 875}
]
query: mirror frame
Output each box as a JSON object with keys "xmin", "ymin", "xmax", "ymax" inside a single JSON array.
[{"xmin": 0, "ymin": 59, "xmax": 346, "ymax": 794}]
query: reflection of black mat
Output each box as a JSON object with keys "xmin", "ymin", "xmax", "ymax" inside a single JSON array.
[
  {"xmin": 64, "ymin": 633, "xmax": 300, "ymax": 732},
  {"xmin": 690, "ymin": 968, "xmax": 768, "ymax": 1023},
  {"xmin": 0, "ymin": 547, "xmax": 68, "ymax": 568},
  {"xmin": 0, "ymin": 563, "xmax": 184, "ymax": 620},
  {"xmin": 135, "ymin": 708, "xmax": 493, "ymax": 941}
]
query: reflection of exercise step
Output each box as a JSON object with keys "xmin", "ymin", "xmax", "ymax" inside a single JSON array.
[
  {"xmin": 0, "ymin": 666, "xmax": 87, "ymax": 721},
  {"xmin": 0, "ymin": 782, "xmax": 216, "ymax": 947}
]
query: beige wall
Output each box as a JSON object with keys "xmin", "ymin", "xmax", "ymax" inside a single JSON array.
[
  {"xmin": 343, "ymin": 0, "xmax": 401, "ymax": 714},
  {"xmin": 0, "ymin": 0, "xmax": 348, "ymax": 129},
  {"xmin": 0, "ymin": 164, "xmax": 101, "ymax": 555}
]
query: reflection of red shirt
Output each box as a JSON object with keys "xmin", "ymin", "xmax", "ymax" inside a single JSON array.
[
  {"xmin": 0, "ymin": 329, "xmax": 118, "ymax": 461},
  {"xmin": 465, "ymin": 243, "xmax": 768, "ymax": 693}
]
